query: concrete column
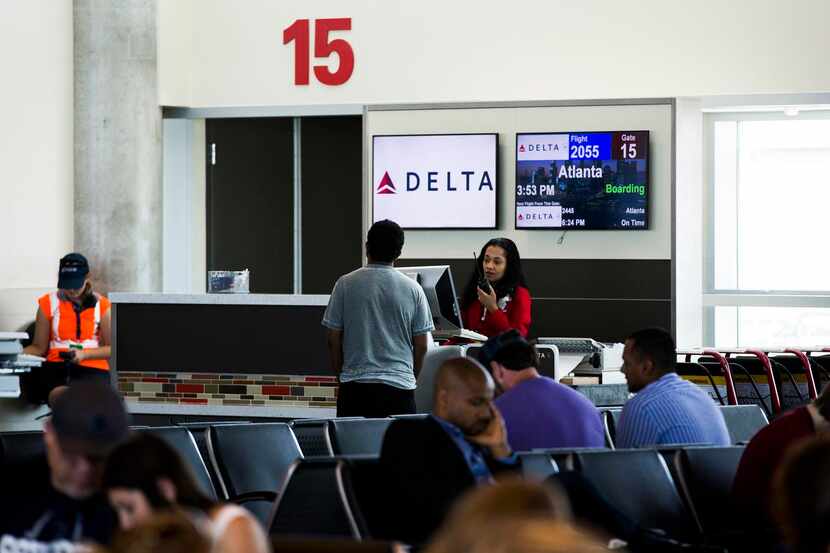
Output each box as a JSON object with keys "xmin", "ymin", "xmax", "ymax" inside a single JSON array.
[{"xmin": 74, "ymin": 0, "xmax": 162, "ymax": 293}]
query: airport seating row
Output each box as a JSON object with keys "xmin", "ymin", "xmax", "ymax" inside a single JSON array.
[
  {"xmin": 268, "ymin": 445, "xmax": 749, "ymax": 550},
  {"xmin": 0, "ymin": 404, "xmax": 769, "ymax": 540}
]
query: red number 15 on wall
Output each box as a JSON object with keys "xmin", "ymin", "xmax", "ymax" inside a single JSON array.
[{"xmin": 283, "ymin": 18, "xmax": 354, "ymax": 86}]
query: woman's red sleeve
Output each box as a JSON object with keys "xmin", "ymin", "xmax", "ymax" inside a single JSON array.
[
  {"xmin": 477, "ymin": 286, "xmax": 532, "ymax": 337},
  {"xmin": 462, "ymin": 300, "xmax": 483, "ymax": 333}
]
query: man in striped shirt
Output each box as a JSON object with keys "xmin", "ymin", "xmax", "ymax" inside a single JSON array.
[{"xmin": 616, "ymin": 328, "xmax": 729, "ymax": 448}]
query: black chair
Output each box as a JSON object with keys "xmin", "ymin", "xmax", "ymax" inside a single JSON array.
[
  {"xmin": 344, "ymin": 456, "xmax": 386, "ymax": 538},
  {"xmin": 807, "ymin": 354, "xmax": 830, "ymax": 392},
  {"xmin": 139, "ymin": 426, "xmax": 218, "ymax": 500},
  {"xmin": 329, "ymin": 419, "xmax": 392, "ymax": 456},
  {"xmin": 518, "ymin": 452, "xmax": 559, "ymax": 481},
  {"xmin": 290, "ymin": 419, "xmax": 335, "ymax": 457},
  {"xmin": 207, "ymin": 423, "xmax": 303, "ymax": 526},
  {"xmin": 0, "ymin": 431, "xmax": 47, "ymax": 482},
  {"xmin": 573, "ymin": 449, "xmax": 700, "ymax": 543},
  {"xmin": 602, "ymin": 408, "xmax": 622, "ymax": 449},
  {"xmin": 270, "ymin": 537, "xmax": 399, "ymax": 553},
  {"xmin": 0, "ymin": 431, "xmax": 49, "ymax": 520},
  {"xmin": 677, "ymin": 362, "xmax": 728, "ymax": 405},
  {"xmin": 706, "ymin": 356, "xmax": 776, "ymax": 418},
  {"xmin": 673, "ymin": 445, "xmax": 746, "ymax": 542},
  {"xmin": 769, "ymin": 355, "xmax": 815, "ymax": 411},
  {"xmin": 20, "ymin": 320, "xmax": 37, "ymax": 348},
  {"xmin": 524, "ymin": 447, "xmax": 608, "ymax": 472},
  {"xmin": 269, "ymin": 458, "xmax": 369, "ymax": 538},
  {"xmin": 719, "ymin": 404, "xmax": 768, "ymax": 444},
  {"xmin": 176, "ymin": 421, "xmax": 249, "ymax": 499},
  {"xmin": 0, "ymin": 430, "xmax": 45, "ymax": 466}
]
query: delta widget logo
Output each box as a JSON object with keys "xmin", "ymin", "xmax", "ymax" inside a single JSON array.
[
  {"xmin": 376, "ymin": 169, "xmax": 493, "ymax": 193},
  {"xmin": 377, "ymin": 171, "xmax": 396, "ymax": 194},
  {"xmin": 519, "ymin": 144, "xmax": 526, "ymax": 153}
]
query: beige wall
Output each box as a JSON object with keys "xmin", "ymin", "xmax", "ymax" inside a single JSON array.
[
  {"xmin": 0, "ymin": 1, "xmax": 73, "ymax": 331},
  {"xmin": 158, "ymin": 0, "xmax": 830, "ymax": 108}
]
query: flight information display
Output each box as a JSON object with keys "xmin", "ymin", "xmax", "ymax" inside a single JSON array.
[{"xmin": 515, "ymin": 131, "xmax": 649, "ymax": 230}]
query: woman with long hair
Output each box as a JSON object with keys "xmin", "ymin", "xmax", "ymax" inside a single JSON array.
[
  {"xmin": 773, "ymin": 436, "xmax": 830, "ymax": 553},
  {"xmin": 101, "ymin": 433, "xmax": 269, "ymax": 553},
  {"xmin": 461, "ymin": 238, "xmax": 531, "ymax": 338}
]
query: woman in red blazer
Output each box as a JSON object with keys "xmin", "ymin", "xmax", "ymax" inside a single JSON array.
[{"xmin": 461, "ymin": 238, "xmax": 531, "ymax": 338}]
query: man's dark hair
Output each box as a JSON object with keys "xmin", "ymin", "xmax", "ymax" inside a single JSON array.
[
  {"xmin": 626, "ymin": 327, "xmax": 676, "ymax": 374},
  {"xmin": 484, "ymin": 330, "xmax": 539, "ymax": 371},
  {"xmin": 366, "ymin": 219, "xmax": 404, "ymax": 263}
]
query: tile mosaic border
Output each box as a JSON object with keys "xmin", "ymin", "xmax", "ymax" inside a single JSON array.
[{"xmin": 118, "ymin": 371, "xmax": 338, "ymax": 408}]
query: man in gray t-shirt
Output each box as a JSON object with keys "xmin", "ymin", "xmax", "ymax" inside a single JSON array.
[{"xmin": 323, "ymin": 220, "xmax": 434, "ymax": 417}]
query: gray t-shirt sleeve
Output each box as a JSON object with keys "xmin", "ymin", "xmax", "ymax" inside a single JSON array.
[
  {"xmin": 322, "ymin": 278, "xmax": 345, "ymax": 330},
  {"xmin": 411, "ymin": 286, "xmax": 435, "ymax": 336}
]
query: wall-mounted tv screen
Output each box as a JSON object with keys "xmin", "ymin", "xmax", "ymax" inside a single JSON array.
[
  {"xmin": 373, "ymin": 133, "xmax": 498, "ymax": 229},
  {"xmin": 515, "ymin": 131, "xmax": 649, "ymax": 230}
]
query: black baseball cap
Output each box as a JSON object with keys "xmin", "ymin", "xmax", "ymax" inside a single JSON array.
[
  {"xmin": 478, "ymin": 329, "xmax": 530, "ymax": 369},
  {"xmin": 51, "ymin": 381, "xmax": 130, "ymax": 457},
  {"xmin": 57, "ymin": 253, "xmax": 89, "ymax": 290}
]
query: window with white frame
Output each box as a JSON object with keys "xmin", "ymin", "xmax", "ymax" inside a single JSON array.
[{"xmin": 704, "ymin": 111, "xmax": 830, "ymax": 348}]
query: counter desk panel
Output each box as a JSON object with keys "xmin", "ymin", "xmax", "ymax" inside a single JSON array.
[{"xmin": 110, "ymin": 294, "xmax": 337, "ymax": 418}]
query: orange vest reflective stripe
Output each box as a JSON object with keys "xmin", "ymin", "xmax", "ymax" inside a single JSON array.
[{"xmin": 38, "ymin": 292, "xmax": 111, "ymax": 371}]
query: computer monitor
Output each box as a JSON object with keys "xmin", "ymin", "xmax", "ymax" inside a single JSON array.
[{"xmin": 396, "ymin": 265, "xmax": 462, "ymax": 332}]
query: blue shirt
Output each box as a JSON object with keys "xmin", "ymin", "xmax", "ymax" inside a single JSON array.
[
  {"xmin": 616, "ymin": 372, "xmax": 730, "ymax": 448},
  {"xmin": 432, "ymin": 416, "xmax": 517, "ymax": 483}
]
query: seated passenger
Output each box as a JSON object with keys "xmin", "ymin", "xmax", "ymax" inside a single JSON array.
[
  {"xmin": 428, "ymin": 518, "xmax": 607, "ymax": 553},
  {"xmin": 378, "ymin": 357, "xmax": 519, "ymax": 546},
  {"xmin": 109, "ymin": 511, "xmax": 210, "ymax": 553},
  {"xmin": 733, "ymin": 383, "xmax": 830, "ymax": 531},
  {"xmin": 482, "ymin": 330, "xmax": 604, "ymax": 451},
  {"xmin": 425, "ymin": 479, "xmax": 579, "ymax": 553},
  {"xmin": 21, "ymin": 253, "xmax": 113, "ymax": 405},
  {"xmin": 772, "ymin": 435, "xmax": 830, "ymax": 553},
  {"xmin": 101, "ymin": 433, "xmax": 269, "ymax": 553},
  {"xmin": 0, "ymin": 381, "xmax": 128, "ymax": 549},
  {"xmin": 616, "ymin": 328, "xmax": 729, "ymax": 448}
]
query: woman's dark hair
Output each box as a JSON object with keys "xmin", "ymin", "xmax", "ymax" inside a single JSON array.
[
  {"xmin": 773, "ymin": 436, "xmax": 830, "ymax": 553},
  {"xmin": 102, "ymin": 433, "xmax": 215, "ymax": 513},
  {"xmin": 462, "ymin": 238, "xmax": 528, "ymax": 308},
  {"xmin": 111, "ymin": 511, "xmax": 211, "ymax": 553}
]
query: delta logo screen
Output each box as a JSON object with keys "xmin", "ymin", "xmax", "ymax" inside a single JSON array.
[
  {"xmin": 515, "ymin": 131, "xmax": 649, "ymax": 230},
  {"xmin": 372, "ymin": 134, "xmax": 498, "ymax": 229}
]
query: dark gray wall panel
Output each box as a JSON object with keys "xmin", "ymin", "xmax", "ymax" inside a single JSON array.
[
  {"xmin": 531, "ymin": 298, "xmax": 671, "ymax": 342},
  {"xmin": 206, "ymin": 118, "xmax": 294, "ymax": 293},
  {"xmin": 301, "ymin": 116, "xmax": 363, "ymax": 294},
  {"xmin": 397, "ymin": 257, "xmax": 671, "ymax": 340}
]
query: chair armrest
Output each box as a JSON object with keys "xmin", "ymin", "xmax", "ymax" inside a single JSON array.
[{"xmin": 229, "ymin": 490, "xmax": 278, "ymax": 505}]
